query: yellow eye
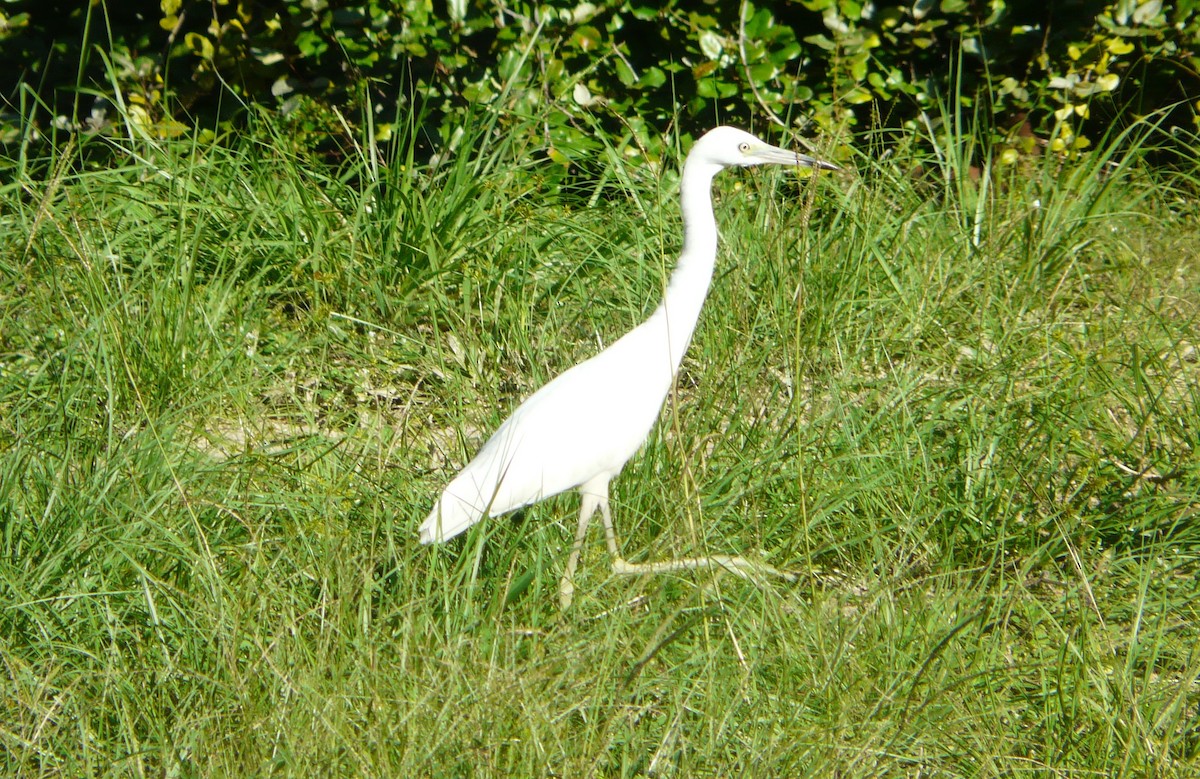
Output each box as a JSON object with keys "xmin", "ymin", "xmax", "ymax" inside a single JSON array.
[{"xmin": 738, "ymin": 142, "xmax": 751, "ymax": 153}]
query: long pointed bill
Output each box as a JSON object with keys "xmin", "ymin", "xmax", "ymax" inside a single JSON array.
[{"xmin": 753, "ymin": 144, "xmax": 839, "ymax": 171}]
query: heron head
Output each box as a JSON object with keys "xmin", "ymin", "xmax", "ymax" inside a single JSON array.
[{"xmin": 691, "ymin": 126, "xmax": 838, "ymax": 172}]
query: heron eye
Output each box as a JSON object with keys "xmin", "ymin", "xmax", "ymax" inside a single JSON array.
[{"xmin": 738, "ymin": 142, "xmax": 751, "ymax": 153}]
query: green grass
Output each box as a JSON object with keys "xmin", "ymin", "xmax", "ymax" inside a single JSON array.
[{"xmin": 3, "ymin": 108, "xmax": 1200, "ymax": 777}]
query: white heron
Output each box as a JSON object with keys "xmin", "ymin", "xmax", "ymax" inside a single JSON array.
[{"xmin": 420, "ymin": 126, "xmax": 837, "ymax": 607}]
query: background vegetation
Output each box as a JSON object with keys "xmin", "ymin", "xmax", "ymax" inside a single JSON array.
[
  {"xmin": 3, "ymin": 0, "xmax": 1200, "ymax": 776},
  {"xmin": 3, "ymin": 0, "xmax": 1199, "ymax": 161}
]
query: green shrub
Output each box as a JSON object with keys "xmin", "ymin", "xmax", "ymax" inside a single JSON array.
[{"xmin": 2, "ymin": 0, "xmax": 1196, "ymax": 160}]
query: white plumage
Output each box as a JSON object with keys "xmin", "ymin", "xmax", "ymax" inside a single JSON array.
[{"xmin": 420, "ymin": 126, "xmax": 837, "ymax": 606}]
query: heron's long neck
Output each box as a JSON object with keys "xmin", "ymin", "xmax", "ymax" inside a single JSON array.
[{"xmin": 655, "ymin": 160, "xmax": 721, "ymax": 373}]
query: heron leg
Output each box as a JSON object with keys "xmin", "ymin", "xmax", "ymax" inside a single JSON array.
[
  {"xmin": 559, "ymin": 489, "xmax": 602, "ymax": 609},
  {"xmin": 564, "ymin": 480, "xmax": 795, "ymax": 608},
  {"xmin": 611, "ymin": 552, "xmax": 795, "ymax": 582},
  {"xmin": 601, "ymin": 498, "xmax": 795, "ymax": 583},
  {"xmin": 597, "ymin": 489, "xmax": 623, "ymax": 560}
]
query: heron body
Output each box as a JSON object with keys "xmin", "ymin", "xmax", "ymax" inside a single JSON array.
[
  {"xmin": 417, "ymin": 323, "xmax": 675, "ymax": 544},
  {"xmin": 419, "ymin": 126, "xmax": 836, "ymax": 605}
]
